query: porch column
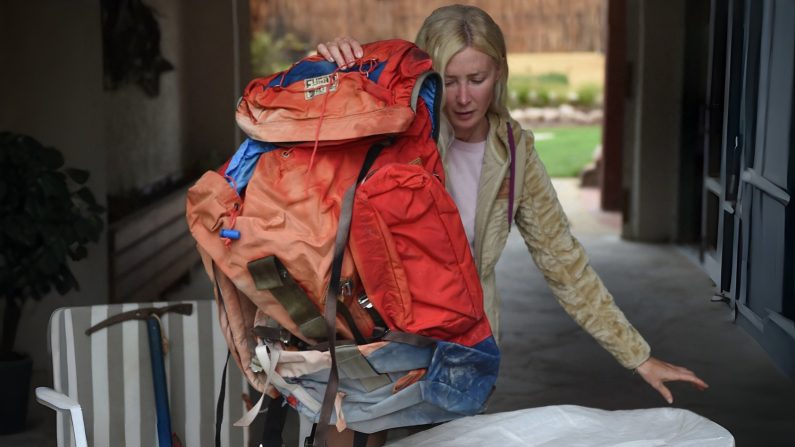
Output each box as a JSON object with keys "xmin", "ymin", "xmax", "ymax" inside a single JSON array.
[
  {"xmin": 622, "ymin": 0, "xmax": 687, "ymax": 241},
  {"xmin": 601, "ymin": 0, "xmax": 626, "ymax": 212}
]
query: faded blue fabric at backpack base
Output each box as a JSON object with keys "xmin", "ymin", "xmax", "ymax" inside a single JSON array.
[{"xmin": 283, "ymin": 337, "xmax": 500, "ymax": 434}]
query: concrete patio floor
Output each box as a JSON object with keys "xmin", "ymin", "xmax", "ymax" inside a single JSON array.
[
  {"xmin": 488, "ymin": 179, "xmax": 795, "ymax": 446},
  {"xmin": 3, "ymin": 179, "xmax": 793, "ymax": 446}
]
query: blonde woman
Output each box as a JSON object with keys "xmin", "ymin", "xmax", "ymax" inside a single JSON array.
[{"xmin": 318, "ymin": 5, "xmax": 708, "ymax": 412}]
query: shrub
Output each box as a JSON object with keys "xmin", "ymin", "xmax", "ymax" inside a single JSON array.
[
  {"xmin": 535, "ymin": 72, "xmax": 569, "ymax": 85},
  {"xmin": 507, "ymin": 71, "xmax": 603, "ymax": 110},
  {"xmin": 534, "ymin": 89, "xmax": 551, "ymax": 107},
  {"xmin": 508, "ymin": 71, "xmax": 573, "ymax": 109},
  {"xmin": 575, "ymin": 83, "xmax": 602, "ymax": 108},
  {"xmin": 516, "ymin": 87, "xmax": 531, "ymax": 108}
]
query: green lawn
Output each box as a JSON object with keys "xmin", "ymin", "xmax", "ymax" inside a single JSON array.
[{"xmin": 532, "ymin": 125, "xmax": 601, "ymax": 177}]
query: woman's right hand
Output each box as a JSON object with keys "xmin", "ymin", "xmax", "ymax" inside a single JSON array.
[{"xmin": 317, "ymin": 37, "xmax": 363, "ymax": 68}]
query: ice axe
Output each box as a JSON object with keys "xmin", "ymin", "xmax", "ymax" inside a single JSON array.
[{"xmin": 87, "ymin": 303, "xmax": 192, "ymax": 447}]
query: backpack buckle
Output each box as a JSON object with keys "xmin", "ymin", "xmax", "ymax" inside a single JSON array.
[
  {"xmin": 357, "ymin": 294, "xmax": 376, "ymax": 310},
  {"xmin": 340, "ymin": 279, "xmax": 353, "ymax": 298},
  {"xmin": 252, "ymin": 325, "xmax": 292, "ymax": 345},
  {"xmin": 357, "ymin": 293, "xmax": 389, "ymax": 339}
]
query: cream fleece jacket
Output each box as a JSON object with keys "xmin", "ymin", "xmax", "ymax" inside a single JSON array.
[{"xmin": 438, "ymin": 113, "xmax": 651, "ymax": 369}]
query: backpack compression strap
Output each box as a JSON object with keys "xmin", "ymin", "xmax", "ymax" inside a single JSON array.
[
  {"xmin": 248, "ymin": 256, "xmax": 328, "ymax": 340},
  {"xmin": 312, "ymin": 138, "xmax": 391, "ymax": 447},
  {"xmin": 247, "ymin": 257, "xmax": 369, "ymax": 345}
]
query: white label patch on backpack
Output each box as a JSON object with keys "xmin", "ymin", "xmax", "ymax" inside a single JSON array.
[{"xmin": 304, "ymin": 74, "xmax": 338, "ymax": 100}]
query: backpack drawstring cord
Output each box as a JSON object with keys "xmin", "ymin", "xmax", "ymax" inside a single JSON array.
[
  {"xmin": 305, "ymin": 58, "xmax": 378, "ymax": 174},
  {"xmin": 306, "ymin": 71, "xmax": 335, "ymax": 174},
  {"xmin": 220, "ymin": 177, "xmax": 242, "ymax": 248}
]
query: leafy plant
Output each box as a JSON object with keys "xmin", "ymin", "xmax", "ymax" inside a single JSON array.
[{"xmin": 0, "ymin": 132, "xmax": 104, "ymax": 358}]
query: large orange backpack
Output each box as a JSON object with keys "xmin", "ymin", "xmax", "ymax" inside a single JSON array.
[{"xmin": 186, "ymin": 39, "xmax": 498, "ymax": 445}]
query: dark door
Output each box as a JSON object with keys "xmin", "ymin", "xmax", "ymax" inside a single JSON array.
[
  {"xmin": 700, "ymin": 0, "xmax": 731, "ymax": 290},
  {"xmin": 732, "ymin": 0, "xmax": 795, "ymax": 376}
]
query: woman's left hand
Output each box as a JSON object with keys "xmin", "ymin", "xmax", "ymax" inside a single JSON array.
[{"xmin": 635, "ymin": 356, "xmax": 709, "ymax": 404}]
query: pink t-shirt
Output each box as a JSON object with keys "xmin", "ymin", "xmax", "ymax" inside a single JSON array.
[{"xmin": 445, "ymin": 138, "xmax": 487, "ymax": 250}]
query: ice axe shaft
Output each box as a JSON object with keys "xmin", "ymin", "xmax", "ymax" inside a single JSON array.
[
  {"xmin": 86, "ymin": 303, "xmax": 193, "ymax": 447},
  {"xmin": 147, "ymin": 316, "xmax": 173, "ymax": 447}
]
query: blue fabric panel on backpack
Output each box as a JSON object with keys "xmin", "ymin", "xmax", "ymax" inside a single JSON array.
[
  {"xmin": 367, "ymin": 62, "xmax": 386, "ymax": 83},
  {"xmin": 423, "ymin": 337, "xmax": 500, "ymax": 414},
  {"xmin": 266, "ymin": 60, "xmax": 386, "ymax": 89},
  {"xmin": 418, "ymin": 75, "xmax": 439, "ymax": 137},
  {"xmin": 267, "ymin": 61, "xmax": 335, "ymax": 88},
  {"xmin": 361, "ymin": 339, "xmax": 435, "ymax": 372},
  {"xmin": 224, "ymin": 138, "xmax": 278, "ymax": 193}
]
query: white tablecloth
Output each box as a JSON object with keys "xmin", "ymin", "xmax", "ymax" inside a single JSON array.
[{"xmin": 386, "ymin": 405, "xmax": 734, "ymax": 447}]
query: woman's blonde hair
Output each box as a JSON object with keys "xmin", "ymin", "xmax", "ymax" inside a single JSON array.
[{"xmin": 415, "ymin": 4, "xmax": 510, "ymax": 117}]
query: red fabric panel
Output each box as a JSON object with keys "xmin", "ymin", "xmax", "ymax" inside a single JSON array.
[
  {"xmin": 350, "ymin": 164, "xmax": 492, "ymax": 347},
  {"xmin": 236, "ymin": 39, "xmax": 432, "ymax": 145}
]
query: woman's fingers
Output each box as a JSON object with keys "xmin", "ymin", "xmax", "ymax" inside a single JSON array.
[
  {"xmin": 317, "ymin": 41, "xmax": 345, "ymax": 66},
  {"xmin": 678, "ymin": 368, "xmax": 709, "ymax": 389},
  {"xmin": 338, "ymin": 42, "xmax": 357, "ymax": 67},
  {"xmin": 665, "ymin": 364, "xmax": 710, "ymax": 390},
  {"xmin": 636, "ymin": 356, "xmax": 709, "ymax": 404},
  {"xmin": 317, "ymin": 42, "xmax": 333, "ymax": 61},
  {"xmin": 317, "ymin": 37, "xmax": 364, "ymax": 67},
  {"xmin": 651, "ymin": 381, "xmax": 674, "ymax": 405},
  {"xmin": 327, "ymin": 43, "xmax": 348, "ymax": 67},
  {"xmin": 345, "ymin": 37, "xmax": 364, "ymax": 59}
]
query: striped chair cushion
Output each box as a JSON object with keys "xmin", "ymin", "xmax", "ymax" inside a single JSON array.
[{"xmin": 48, "ymin": 300, "xmax": 248, "ymax": 447}]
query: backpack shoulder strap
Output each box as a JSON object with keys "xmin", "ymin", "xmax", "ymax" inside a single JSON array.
[{"xmin": 314, "ymin": 138, "xmax": 391, "ymax": 447}]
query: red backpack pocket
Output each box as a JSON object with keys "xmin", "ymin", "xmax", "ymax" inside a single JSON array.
[{"xmin": 350, "ymin": 163, "xmax": 492, "ymax": 347}]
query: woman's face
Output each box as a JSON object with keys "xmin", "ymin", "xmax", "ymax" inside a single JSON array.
[{"xmin": 443, "ymin": 47, "xmax": 500, "ymax": 142}]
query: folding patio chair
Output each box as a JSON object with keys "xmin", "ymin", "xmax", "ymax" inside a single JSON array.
[{"xmin": 36, "ymin": 299, "xmax": 250, "ymax": 447}]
